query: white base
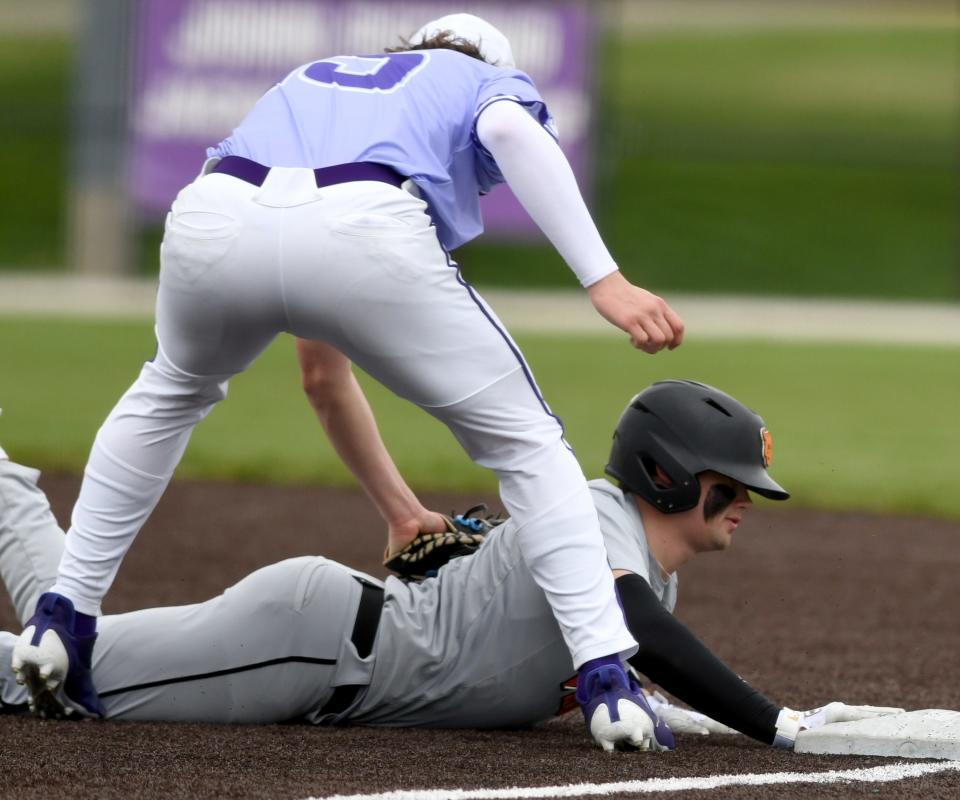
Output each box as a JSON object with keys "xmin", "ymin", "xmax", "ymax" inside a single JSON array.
[{"xmin": 795, "ymin": 709, "xmax": 960, "ymax": 759}]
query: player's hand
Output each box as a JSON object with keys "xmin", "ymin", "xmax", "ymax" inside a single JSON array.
[
  {"xmin": 645, "ymin": 690, "xmax": 739, "ymax": 736},
  {"xmin": 586, "ymin": 271, "xmax": 684, "ymax": 354},
  {"xmin": 386, "ymin": 508, "xmax": 450, "ymax": 558},
  {"xmin": 384, "ymin": 505, "xmax": 502, "ymax": 580},
  {"xmin": 799, "ymin": 701, "xmax": 906, "ymax": 729},
  {"xmin": 773, "ymin": 702, "xmax": 905, "ymax": 748}
]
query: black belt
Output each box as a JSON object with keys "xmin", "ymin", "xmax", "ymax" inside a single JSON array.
[
  {"xmin": 319, "ymin": 578, "xmax": 384, "ymax": 717},
  {"xmin": 212, "ymin": 155, "xmax": 405, "ymax": 189}
]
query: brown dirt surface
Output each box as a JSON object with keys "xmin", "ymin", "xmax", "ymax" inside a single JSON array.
[{"xmin": 2, "ymin": 472, "xmax": 959, "ymax": 800}]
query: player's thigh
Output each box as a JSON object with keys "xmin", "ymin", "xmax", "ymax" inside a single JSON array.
[
  {"xmin": 425, "ymin": 366, "xmax": 568, "ymax": 469},
  {"xmin": 333, "ymin": 251, "xmax": 568, "ymax": 463},
  {"xmin": 285, "ymin": 227, "xmax": 529, "ymax": 407},
  {"xmin": 93, "ymin": 557, "xmax": 365, "ymax": 723}
]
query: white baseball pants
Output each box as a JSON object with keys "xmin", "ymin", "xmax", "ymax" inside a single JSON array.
[{"xmin": 51, "ymin": 165, "xmax": 636, "ymax": 667}]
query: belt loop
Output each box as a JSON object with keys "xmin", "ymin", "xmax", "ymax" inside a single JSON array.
[{"xmin": 199, "ymin": 156, "xmax": 222, "ymax": 178}]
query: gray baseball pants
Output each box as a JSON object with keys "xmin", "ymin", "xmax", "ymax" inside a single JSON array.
[{"xmin": 0, "ymin": 459, "xmax": 377, "ymax": 722}]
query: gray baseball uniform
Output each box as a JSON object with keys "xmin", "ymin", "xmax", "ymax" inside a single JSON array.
[
  {"xmin": 354, "ymin": 481, "xmax": 677, "ymax": 728},
  {"xmin": 0, "ymin": 458, "xmax": 675, "ymax": 726}
]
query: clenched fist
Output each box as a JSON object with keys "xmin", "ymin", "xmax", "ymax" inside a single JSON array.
[{"xmin": 587, "ymin": 271, "xmax": 684, "ymax": 354}]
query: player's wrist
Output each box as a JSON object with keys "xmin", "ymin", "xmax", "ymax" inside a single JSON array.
[
  {"xmin": 773, "ymin": 707, "xmax": 802, "ymax": 748},
  {"xmin": 579, "ymin": 263, "xmax": 619, "ymax": 289},
  {"xmin": 586, "ymin": 268, "xmax": 626, "ymax": 296}
]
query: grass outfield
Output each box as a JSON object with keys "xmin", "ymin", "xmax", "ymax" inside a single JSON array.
[
  {"xmin": 1, "ymin": 317, "xmax": 957, "ymax": 519},
  {"xmin": 599, "ymin": 24, "xmax": 959, "ymax": 299}
]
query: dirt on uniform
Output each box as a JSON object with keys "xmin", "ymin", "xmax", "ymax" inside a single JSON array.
[{"xmin": 1, "ymin": 473, "xmax": 958, "ymax": 800}]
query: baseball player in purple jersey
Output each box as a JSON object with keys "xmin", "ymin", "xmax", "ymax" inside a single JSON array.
[
  {"xmin": 0, "ymin": 383, "xmax": 900, "ymax": 749},
  {"xmin": 12, "ymin": 14, "xmax": 684, "ymax": 748}
]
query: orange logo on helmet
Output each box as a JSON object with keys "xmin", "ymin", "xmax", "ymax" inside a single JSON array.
[{"xmin": 760, "ymin": 428, "xmax": 773, "ymax": 467}]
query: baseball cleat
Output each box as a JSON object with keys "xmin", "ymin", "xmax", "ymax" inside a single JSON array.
[
  {"xmin": 11, "ymin": 592, "xmax": 104, "ymax": 720},
  {"xmin": 576, "ymin": 656, "xmax": 674, "ymax": 752}
]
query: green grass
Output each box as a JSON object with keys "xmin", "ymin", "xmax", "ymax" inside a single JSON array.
[
  {"xmin": 608, "ymin": 158, "xmax": 957, "ymax": 298},
  {"xmin": 1, "ymin": 317, "xmax": 957, "ymax": 519},
  {"xmin": 610, "ymin": 27, "xmax": 958, "ymax": 165},
  {"xmin": 0, "ymin": 35, "xmax": 70, "ymax": 268},
  {"xmin": 593, "ymin": 25, "xmax": 960, "ymax": 298}
]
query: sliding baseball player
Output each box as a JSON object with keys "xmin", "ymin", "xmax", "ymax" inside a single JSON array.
[{"xmin": 1, "ymin": 382, "xmax": 899, "ymax": 748}]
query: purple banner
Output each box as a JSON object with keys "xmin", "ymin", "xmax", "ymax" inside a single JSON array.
[{"xmin": 129, "ymin": 0, "xmax": 594, "ymax": 242}]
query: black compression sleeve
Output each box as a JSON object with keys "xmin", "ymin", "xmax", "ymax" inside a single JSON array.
[{"xmin": 616, "ymin": 572, "xmax": 780, "ymax": 744}]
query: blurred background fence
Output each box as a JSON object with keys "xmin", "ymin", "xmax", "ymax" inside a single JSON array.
[{"xmin": 1, "ymin": 0, "xmax": 957, "ymax": 298}]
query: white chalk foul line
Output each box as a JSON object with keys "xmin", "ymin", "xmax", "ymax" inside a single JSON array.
[{"xmin": 309, "ymin": 760, "xmax": 960, "ymax": 800}]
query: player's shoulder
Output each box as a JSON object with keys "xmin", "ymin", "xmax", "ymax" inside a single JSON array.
[
  {"xmin": 588, "ymin": 479, "xmax": 648, "ymax": 542},
  {"xmin": 588, "ymin": 479, "xmax": 639, "ymax": 534},
  {"xmin": 587, "ymin": 477, "xmax": 626, "ymax": 505}
]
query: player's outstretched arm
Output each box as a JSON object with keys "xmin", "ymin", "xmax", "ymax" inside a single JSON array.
[
  {"xmin": 616, "ymin": 572, "xmax": 781, "ymax": 743},
  {"xmin": 617, "ymin": 573, "xmax": 904, "ymax": 747},
  {"xmin": 295, "ymin": 338, "xmax": 448, "ymax": 553},
  {"xmin": 474, "ymin": 100, "xmax": 683, "ymax": 354}
]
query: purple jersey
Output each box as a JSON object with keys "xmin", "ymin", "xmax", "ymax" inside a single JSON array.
[{"xmin": 209, "ymin": 49, "xmax": 556, "ymax": 250}]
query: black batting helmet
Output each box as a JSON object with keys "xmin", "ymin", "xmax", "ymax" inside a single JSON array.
[{"xmin": 605, "ymin": 380, "xmax": 789, "ymax": 513}]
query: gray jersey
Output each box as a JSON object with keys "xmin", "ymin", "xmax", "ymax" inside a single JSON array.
[{"xmin": 350, "ymin": 479, "xmax": 677, "ymax": 728}]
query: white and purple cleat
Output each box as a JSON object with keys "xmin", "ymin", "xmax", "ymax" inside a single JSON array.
[
  {"xmin": 11, "ymin": 592, "xmax": 104, "ymax": 720},
  {"xmin": 576, "ymin": 655, "xmax": 674, "ymax": 752}
]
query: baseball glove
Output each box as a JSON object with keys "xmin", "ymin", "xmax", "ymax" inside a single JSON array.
[{"xmin": 383, "ymin": 504, "xmax": 505, "ymax": 580}]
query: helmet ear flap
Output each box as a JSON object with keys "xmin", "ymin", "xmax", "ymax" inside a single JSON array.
[{"xmin": 607, "ymin": 429, "xmax": 701, "ymax": 514}]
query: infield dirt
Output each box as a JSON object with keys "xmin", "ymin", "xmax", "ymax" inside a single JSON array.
[{"xmin": 2, "ymin": 473, "xmax": 958, "ymax": 800}]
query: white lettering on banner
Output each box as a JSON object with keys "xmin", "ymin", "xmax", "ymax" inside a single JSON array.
[
  {"xmin": 168, "ymin": 0, "xmax": 328, "ymax": 68},
  {"xmin": 160, "ymin": 1, "xmax": 566, "ymax": 80},
  {"xmin": 135, "ymin": 77, "xmax": 268, "ymax": 138},
  {"xmin": 138, "ymin": 2, "xmax": 583, "ymax": 142}
]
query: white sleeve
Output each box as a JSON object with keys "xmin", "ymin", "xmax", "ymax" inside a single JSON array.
[{"xmin": 475, "ymin": 99, "xmax": 619, "ymax": 288}]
